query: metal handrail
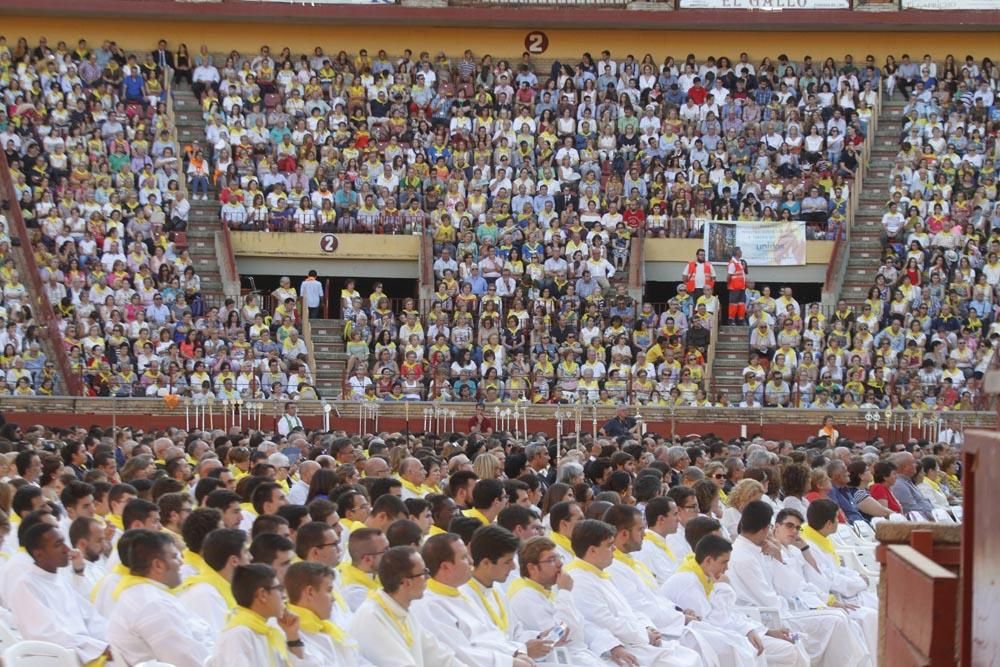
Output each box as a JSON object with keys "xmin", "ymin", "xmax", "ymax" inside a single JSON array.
[{"xmin": 0, "ymin": 153, "xmax": 81, "ymax": 396}]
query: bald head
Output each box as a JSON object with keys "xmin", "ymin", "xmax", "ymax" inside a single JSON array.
[
  {"xmin": 400, "ymin": 458, "xmax": 424, "ymax": 484},
  {"xmin": 152, "ymin": 438, "xmax": 173, "ymax": 458},
  {"xmin": 298, "ymin": 461, "xmax": 320, "ymax": 484},
  {"xmin": 363, "ymin": 458, "xmax": 390, "ymax": 478},
  {"xmin": 891, "ymin": 452, "xmax": 916, "ymax": 477}
]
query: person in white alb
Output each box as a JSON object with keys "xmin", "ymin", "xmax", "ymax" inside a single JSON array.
[
  {"xmin": 300, "ymin": 270, "xmax": 325, "ymax": 319},
  {"xmin": 604, "ymin": 504, "xmax": 755, "ymax": 667},
  {"xmin": 508, "ymin": 536, "xmax": 619, "ymax": 666},
  {"xmin": 277, "ymin": 402, "xmax": 305, "ymax": 436},
  {"xmin": 465, "ymin": 526, "xmax": 557, "ymax": 659},
  {"xmin": 662, "ymin": 532, "xmax": 810, "ymax": 667},
  {"xmin": 410, "ymin": 533, "xmax": 534, "ymax": 667},
  {"xmin": 66, "ymin": 516, "xmax": 110, "ymax": 597},
  {"xmin": 287, "ymin": 460, "xmax": 320, "ymax": 506},
  {"xmin": 566, "ymin": 519, "xmax": 702, "ymax": 667},
  {"xmin": 349, "ymin": 545, "xmax": 466, "ymax": 666},
  {"xmin": 107, "ymin": 530, "xmax": 214, "ymax": 667},
  {"xmin": 285, "ymin": 561, "xmax": 373, "ymax": 666},
  {"xmin": 338, "ymin": 527, "xmax": 388, "ymax": 611},
  {"xmin": 636, "ymin": 497, "xmax": 682, "ymax": 584},
  {"xmin": 399, "ymin": 457, "xmax": 429, "ymax": 500},
  {"xmin": 211, "ymin": 563, "xmax": 305, "ymax": 667},
  {"xmin": 9, "ymin": 523, "xmax": 110, "ymax": 665},
  {"xmin": 546, "ymin": 500, "xmax": 584, "ymax": 563},
  {"xmin": 726, "ymin": 501, "xmax": 870, "ymax": 667},
  {"xmin": 178, "ymin": 528, "xmax": 249, "ymax": 634},
  {"xmin": 0, "ymin": 510, "xmax": 53, "ymax": 610}
]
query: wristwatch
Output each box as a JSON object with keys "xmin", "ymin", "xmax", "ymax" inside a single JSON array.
[{"xmin": 286, "ymin": 639, "xmax": 304, "ymax": 649}]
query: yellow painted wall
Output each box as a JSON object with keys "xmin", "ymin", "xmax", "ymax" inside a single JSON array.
[
  {"xmin": 2, "ymin": 16, "xmax": 999, "ymax": 61},
  {"xmin": 644, "ymin": 238, "xmax": 833, "ymax": 263},
  {"xmin": 231, "ymin": 231, "xmax": 420, "ymax": 259}
]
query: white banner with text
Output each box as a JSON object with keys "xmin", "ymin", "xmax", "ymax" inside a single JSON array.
[
  {"xmin": 679, "ymin": 0, "xmax": 849, "ymax": 8},
  {"xmin": 901, "ymin": 0, "xmax": 999, "ymax": 8},
  {"xmin": 704, "ymin": 220, "xmax": 807, "ymax": 266}
]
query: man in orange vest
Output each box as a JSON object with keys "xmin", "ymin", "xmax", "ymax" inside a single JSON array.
[
  {"xmin": 683, "ymin": 248, "xmax": 716, "ymax": 296},
  {"xmin": 726, "ymin": 246, "xmax": 748, "ymax": 325}
]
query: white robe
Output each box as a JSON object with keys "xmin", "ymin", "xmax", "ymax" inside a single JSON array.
[
  {"xmin": 567, "ymin": 561, "xmax": 702, "ymax": 667},
  {"xmin": 0, "ymin": 550, "xmax": 32, "ymax": 610},
  {"xmin": 728, "ymin": 536, "xmax": 869, "ymax": 667},
  {"xmin": 298, "ymin": 627, "xmax": 374, "ymax": 667},
  {"xmin": 349, "ymin": 591, "xmax": 465, "ymax": 667},
  {"xmin": 637, "ymin": 530, "xmax": 681, "ymax": 584},
  {"xmin": 108, "ymin": 578, "xmax": 214, "ymax": 667},
  {"xmin": 92, "ymin": 568, "xmax": 124, "ymax": 618},
  {"xmin": 212, "ymin": 625, "xmax": 286, "ymax": 667},
  {"xmin": 63, "ymin": 557, "xmax": 107, "ymax": 599},
  {"xmin": 662, "ymin": 571, "xmax": 809, "ymax": 667},
  {"xmin": 462, "ymin": 579, "xmax": 531, "ymax": 644},
  {"xmin": 411, "ymin": 584, "xmax": 520, "ymax": 666},
  {"xmin": 790, "ymin": 544, "xmax": 879, "ymax": 659},
  {"xmin": 178, "ymin": 580, "xmax": 231, "ymax": 635},
  {"xmin": 506, "ymin": 579, "xmax": 616, "ymax": 666},
  {"xmin": 666, "ymin": 531, "xmax": 692, "ymax": 560},
  {"xmin": 8, "ymin": 563, "xmax": 109, "ymax": 663}
]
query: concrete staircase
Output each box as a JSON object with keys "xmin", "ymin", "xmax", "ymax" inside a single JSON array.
[
  {"xmin": 309, "ymin": 319, "xmax": 348, "ymax": 399},
  {"xmin": 839, "ymin": 97, "xmax": 907, "ymax": 309},
  {"xmin": 711, "ymin": 324, "xmax": 750, "ymax": 401},
  {"xmin": 171, "ymin": 87, "xmax": 225, "ymax": 303}
]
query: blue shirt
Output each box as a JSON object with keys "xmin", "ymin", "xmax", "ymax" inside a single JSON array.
[{"xmin": 831, "ymin": 485, "xmax": 865, "ymax": 524}]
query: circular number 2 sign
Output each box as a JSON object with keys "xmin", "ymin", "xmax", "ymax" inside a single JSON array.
[
  {"xmin": 524, "ymin": 31, "xmax": 549, "ymax": 55},
  {"xmin": 320, "ymin": 234, "xmax": 339, "ymax": 253}
]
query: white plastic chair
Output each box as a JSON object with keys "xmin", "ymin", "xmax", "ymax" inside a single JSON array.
[
  {"xmin": 136, "ymin": 662, "xmax": 178, "ymax": 667},
  {"xmin": 832, "ymin": 524, "xmax": 860, "ymax": 547},
  {"xmin": 2, "ymin": 641, "xmax": 78, "ymax": 667},
  {"xmin": 888, "ymin": 512, "xmax": 906, "ymax": 522},
  {"xmin": 838, "ymin": 548, "xmax": 880, "ymax": 586},
  {"xmin": 931, "ymin": 508, "xmax": 956, "ymax": 524},
  {"xmin": 0, "ymin": 616, "xmax": 20, "ymax": 652},
  {"xmin": 853, "ymin": 521, "xmax": 877, "ymax": 542}
]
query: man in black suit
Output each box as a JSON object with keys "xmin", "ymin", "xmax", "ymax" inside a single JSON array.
[{"xmin": 152, "ymin": 39, "xmax": 174, "ymax": 74}]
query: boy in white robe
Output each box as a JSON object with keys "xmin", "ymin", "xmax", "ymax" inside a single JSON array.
[
  {"xmin": 665, "ymin": 487, "xmax": 698, "ymax": 559},
  {"xmin": 727, "ymin": 501, "xmax": 870, "ymax": 667},
  {"xmin": 544, "ymin": 500, "xmax": 584, "ymax": 562},
  {"xmin": 636, "ymin": 497, "xmax": 682, "ymax": 583},
  {"xmin": 662, "ymin": 533, "xmax": 810, "ymax": 667},
  {"xmin": 107, "ymin": 530, "xmax": 214, "ymax": 667},
  {"xmin": 349, "ymin": 545, "xmax": 466, "ymax": 667},
  {"xmin": 0, "ymin": 510, "xmax": 53, "ymax": 610},
  {"xmin": 65, "ymin": 517, "xmax": 109, "ymax": 598},
  {"xmin": 212, "ymin": 563, "xmax": 305, "ymax": 667},
  {"xmin": 338, "ymin": 526, "xmax": 388, "ymax": 611},
  {"xmin": 178, "ymin": 527, "xmax": 248, "ymax": 634},
  {"xmin": 8, "ymin": 523, "xmax": 109, "ymax": 665},
  {"xmin": 466, "ymin": 525, "xmax": 558, "ymax": 659},
  {"xmin": 285, "ymin": 561, "xmax": 374, "ymax": 666},
  {"xmin": 410, "ymin": 533, "xmax": 535, "ymax": 667},
  {"xmin": 567, "ymin": 519, "xmax": 703, "ymax": 667},
  {"xmin": 509, "ymin": 536, "xmax": 622, "ymax": 666}
]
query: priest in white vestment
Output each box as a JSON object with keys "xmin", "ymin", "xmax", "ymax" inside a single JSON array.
[
  {"xmin": 107, "ymin": 530, "xmax": 214, "ymax": 667},
  {"xmin": 544, "ymin": 500, "xmax": 584, "ymax": 563},
  {"xmin": 338, "ymin": 526, "xmax": 388, "ymax": 611},
  {"xmin": 8, "ymin": 523, "xmax": 109, "ymax": 664},
  {"xmin": 285, "ymin": 561, "xmax": 374, "ymax": 667},
  {"xmin": 349, "ymin": 545, "xmax": 467, "ymax": 667},
  {"xmin": 727, "ymin": 501, "xmax": 870, "ymax": 667},
  {"xmin": 636, "ymin": 497, "xmax": 682, "ymax": 583},
  {"xmin": 567, "ymin": 519, "xmax": 703, "ymax": 667},
  {"xmin": 410, "ymin": 533, "xmax": 534, "ymax": 667},
  {"xmin": 178, "ymin": 527, "xmax": 248, "ymax": 634},
  {"xmin": 662, "ymin": 534, "xmax": 810, "ymax": 667}
]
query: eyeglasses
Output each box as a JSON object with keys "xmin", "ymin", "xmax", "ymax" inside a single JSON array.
[
  {"xmin": 538, "ymin": 555, "xmax": 564, "ymax": 565},
  {"xmin": 779, "ymin": 522, "xmax": 802, "ymax": 532},
  {"xmin": 319, "ymin": 542, "xmax": 340, "ymax": 549},
  {"xmin": 404, "ymin": 568, "xmax": 431, "ymax": 580},
  {"xmin": 711, "ymin": 474, "xmax": 724, "ymax": 480}
]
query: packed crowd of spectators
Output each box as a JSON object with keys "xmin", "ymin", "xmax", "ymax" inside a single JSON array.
[
  {"xmin": 865, "ymin": 53, "xmax": 1000, "ymax": 412},
  {"xmin": 196, "ymin": 46, "xmax": 881, "ymax": 405},
  {"xmin": 0, "ymin": 415, "xmax": 961, "ymax": 665},
  {"xmin": 0, "ymin": 37, "xmax": 326, "ymax": 399}
]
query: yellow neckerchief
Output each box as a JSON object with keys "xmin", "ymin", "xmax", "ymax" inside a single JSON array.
[
  {"xmin": 287, "ymin": 603, "xmax": 348, "ymax": 643},
  {"xmin": 565, "ymin": 558, "xmax": 610, "ymax": 580},
  {"xmin": 338, "ymin": 562, "xmax": 379, "ymax": 591},
  {"xmin": 107, "ymin": 513, "xmax": 124, "ymax": 530},
  {"xmin": 644, "ymin": 529, "xmax": 677, "ymax": 561},
  {"xmin": 548, "ymin": 531, "xmax": 573, "ymax": 555},
  {"xmin": 462, "ymin": 508, "xmax": 491, "ymax": 526},
  {"xmin": 676, "ymin": 553, "xmax": 713, "ymax": 597},
  {"xmin": 113, "ymin": 573, "xmax": 171, "ymax": 601},
  {"xmin": 10, "ymin": 512, "xmax": 21, "ymax": 526},
  {"xmin": 225, "ymin": 607, "xmax": 288, "ymax": 660},
  {"xmin": 372, "ymin": 591, "xmax": 413, "ymax": 647},
  {"xmin": 427, "ymin": 578, "xmax": 470, "ymax": 602},
  {"xmin": 421, "ymin": 483, "xmax": 442, "ymax": 495},
  {"xmin": 428, "ymin": 524, "xmax": 447, "ymax": 537},
  {"xmin": 182, "ymin": 548, "xmax": 208, "ymax": 575},
  {"xmin": 614, "ymin": 549, "xmax": 657, "ymax": 590},
  {"xmin": 340, "ymin": 517, "xmax": 364, "ymax": 534},
  {"xmin": 90, "ymin": 563, "xmax": 130, "ymax": 602},
  {"xmin": 177, "ymin": 566, "xmax": 237, "ymax": 608},
  {"xmin": 398, "ymin": 477, "xmax": 425, "ymax": 497},
  {"xmin": 924, "ymin": 477, "xmax": 942, "ymax": 493},
  {"xmin": 240, "ymin": 502, "xmax": 258, "ymax": 516},
  {"xmin": 85, "ymin": 655, "xmax": 109, "ymax": 667},
  {"xmin": 275, "ymin": 477, "xmax": 290, "ymax": 493},
  {"xmin": 801, "ymin": 524, "xmax": 842, "ymax": 565},
  {"xmin": 507, "ymin": 576, "xmax": 555, "ymax": 602},
  {"xmin": 718, "ymin": 488, "xmax": 729, "ymax": 505},
  {"xmin": 466, "ymin": 577, "xmax": 509, "ymax": 632},
  {"xmin": 230, "ymin": 466, "xmax": 249, "ymax": 481}
]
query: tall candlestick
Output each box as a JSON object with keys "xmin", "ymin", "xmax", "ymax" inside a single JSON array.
[
  {"xmin": 374, "ymin": 403, "xmax": 379, "ymax": 434},
  {"xmin": 223, "ymin": 399, "xmax": 230, "ymax": 432},
  {"xmin": 208, "ymin": 397, "xmax": 214, "ymax": 431},
  {"xmin": 592, "ymin": 406, "xmax": 597, "ymax": 440},
  {"xmin": 358, "ymin": 402, "xmax": 364, "ymax": 434},
  {"xmin": 450, "ymin": 410, "xmax": 455, "ymax": 433},
  {"xmin": 185, "ymin": 398, "xmax": 191, "ymax": 431}
]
